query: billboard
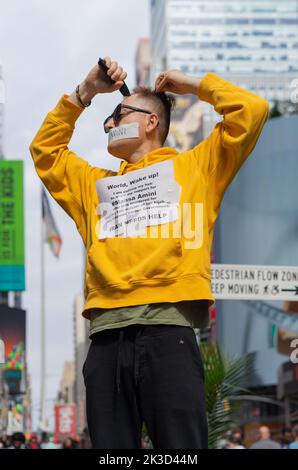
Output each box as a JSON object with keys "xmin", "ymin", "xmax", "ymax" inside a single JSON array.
[
  {"xmin": 0, "ymin": 160, "xmax": 25, "ymax": 291},
  {"xmin": 0, "ymin": 306, "xmax": 26, "ymax": 395}
]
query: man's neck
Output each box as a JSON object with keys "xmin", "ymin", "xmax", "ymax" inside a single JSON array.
[{"xmin": 125, "ymin": 141, "xmax": 162, "ymax": 164}]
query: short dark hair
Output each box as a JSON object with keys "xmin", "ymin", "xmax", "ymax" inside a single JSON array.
[
  {"xmin": 11, "ymin": 432, "xmax": 25, "ymax": 443},
  {"xmin": 132, "ymin": 86, "xmax": 176, "ymax": 144}
]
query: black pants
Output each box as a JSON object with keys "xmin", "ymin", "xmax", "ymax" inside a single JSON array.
[{"xmin": 83, "ymin": 324, "xmax": 208, "ymax": 449}]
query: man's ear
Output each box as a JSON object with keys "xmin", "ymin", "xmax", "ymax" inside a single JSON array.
[{"xmin": 147, "ymin": 113, "xmax": 159, "ymax": 132}]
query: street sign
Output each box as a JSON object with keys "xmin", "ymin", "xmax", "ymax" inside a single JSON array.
[{"xmin": 211, "ymin": 264, "xmax": 298, "ymax": 301}]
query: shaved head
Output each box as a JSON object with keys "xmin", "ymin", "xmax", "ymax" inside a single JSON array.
[{"xmin": 129, "ymin": 87, "xmax": 176, "ymax": 144}]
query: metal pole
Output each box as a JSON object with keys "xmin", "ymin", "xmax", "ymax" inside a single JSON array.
[
  {"xmin": 40, "ymin": 184, "xmax": 46, "ymax": 430},
  {"xmin": 14, "ymin": 291, "xmax": 22, "ymax": 309}
]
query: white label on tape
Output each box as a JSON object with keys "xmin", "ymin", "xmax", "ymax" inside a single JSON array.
[{"xmin": 108, "ymin": 122, "xmax": 140, "ymax": 144}]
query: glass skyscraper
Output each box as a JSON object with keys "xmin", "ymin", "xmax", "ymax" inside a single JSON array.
[
  {"xmin": 150, "ymin": 0, "xmax": 298, "ymax": 134},
  {"xmin": 151, "ymin": 0, "xmax": 298, "ymax": 76}
]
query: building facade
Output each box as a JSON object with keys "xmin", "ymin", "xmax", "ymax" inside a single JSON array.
[
  {"xmin": 151, "ymin": 0, "xmax": 298, "ymax": 77},
  {"xmin": 150, "ymin": 0, "xmax": 298, "ymax": 135},
  {"xmin": 73, "ymin": 293, "xmax": 89, "ymax": 435}
]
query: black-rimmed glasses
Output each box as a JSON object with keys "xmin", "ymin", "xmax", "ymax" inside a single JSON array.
[{"xmin": 103, "ymin": 104, "xmax": 153, "ymax": 133}]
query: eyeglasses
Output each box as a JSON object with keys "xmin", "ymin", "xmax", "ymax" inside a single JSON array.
[{"xmin": 103, "ymin": 104, "xmax": 154, "ymax": 133}]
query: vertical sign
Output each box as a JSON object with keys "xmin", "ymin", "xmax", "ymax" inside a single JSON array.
[
  {"xmin": 54, "ymin": 403, "xmax": 76, "ymax": 442},
  {"xmin": 0, "ymin": 160, "xmax": 25, "ymax": 290}
]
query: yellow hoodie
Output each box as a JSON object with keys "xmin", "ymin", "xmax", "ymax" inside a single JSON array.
[{"xmin": 29, "ymin": 73, "xmax": 269, "ymax": 319}]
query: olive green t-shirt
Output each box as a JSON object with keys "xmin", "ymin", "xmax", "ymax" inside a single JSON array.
[{"xmin": 89, "ymin": 300, "xmax": 210, "ymax": 338}]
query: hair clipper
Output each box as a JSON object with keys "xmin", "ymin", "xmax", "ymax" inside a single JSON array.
[{"xmin": 98, "ymin": 58, "xmax": 131, "ymax": 96}]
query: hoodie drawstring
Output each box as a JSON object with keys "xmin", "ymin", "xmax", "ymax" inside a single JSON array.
[
  {"xmin": 133, "ymin": 334, "xmax": 139, "ymax": 387},
  {"xmin": 116, "ymin": 326, "xmax": 144, "ymax": 394}
]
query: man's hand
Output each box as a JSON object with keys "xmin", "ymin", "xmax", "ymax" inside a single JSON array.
[
  {"xmin": 154, "ymin": 70, "xmax": 201, "ymax": 96},
  {"xmin": 82, "ymin": 57, "xmax": 127, "ymax": 98},
  {"xmin": 68, "ymin": 57, "xmax": 127, "ymax": 108}
]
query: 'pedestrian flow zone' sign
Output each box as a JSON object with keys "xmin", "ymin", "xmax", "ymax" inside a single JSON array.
[{"xmin": 211, "ymin": 264, "xmax": 298, "ymax": 301}]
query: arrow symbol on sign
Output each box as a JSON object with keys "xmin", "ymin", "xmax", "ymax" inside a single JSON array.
[{"xmin": 281, "ymin": 286, "xmax": 298, "ymax": 295}]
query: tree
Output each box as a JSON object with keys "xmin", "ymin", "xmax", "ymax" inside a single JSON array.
[{"xmin": 201, "ymin": 342, "xmax": 253, "ymax": 449}]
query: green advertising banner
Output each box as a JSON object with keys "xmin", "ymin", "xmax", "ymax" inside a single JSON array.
[{"xmin": 0, "ymin": 160, "xmax": 25, "ymax": 290}]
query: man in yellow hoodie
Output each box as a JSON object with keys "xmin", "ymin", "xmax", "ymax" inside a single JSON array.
[{"xmin": 30, "ymin": 57, "xmax": 269, "ymax": 449}]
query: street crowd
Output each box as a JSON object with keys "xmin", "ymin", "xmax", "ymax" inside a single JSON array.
[{"xmin": 1, "ymin": 425, "xmax": 298, "ymax": 449}]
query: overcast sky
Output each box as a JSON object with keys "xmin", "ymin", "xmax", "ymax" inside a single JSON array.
[{"xmin": 0, "ymin": 0, "xmax": 150, "ymax": 430}]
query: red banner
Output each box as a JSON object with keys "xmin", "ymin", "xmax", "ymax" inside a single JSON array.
[{"xmin": 54, "ymin": 404, "xmax": 76, "ymax": 441}]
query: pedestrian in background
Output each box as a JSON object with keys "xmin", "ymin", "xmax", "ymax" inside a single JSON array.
[
  {"xmin": 289, "ymin": 425, "xmax": 298, "ymax": 449},
  {"xmin": 250, "ymin": 425, "xmax": 281, "ymax": 449}
]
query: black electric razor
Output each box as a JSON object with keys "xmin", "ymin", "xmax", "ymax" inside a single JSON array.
[{"xmin": 98, "ymin": 58, "xmax": 131, "ymax": 96}]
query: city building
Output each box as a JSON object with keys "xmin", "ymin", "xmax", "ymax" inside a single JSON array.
[
  {"xmin": 73, "ymin": 293, "xmax": 90, "ymax": 434},
  {"xmin": 57, "ymin": 361, "xmax": 75, "ymax": 404},
  {"xmin": 150, "ymin": 0, "xmax": 298, "ymax": 135},
  {"xmin": 150, "ymin": 0, "xmax": 298, "ymax": 77},
  {"xmin": 135, "ymin": 38, "xmax": 151, "ymax": 87}
]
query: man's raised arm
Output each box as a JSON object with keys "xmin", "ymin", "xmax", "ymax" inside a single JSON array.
[
  {"xmin": 29, "ymin": 57, "xmax": 127, "ymax": 233},
  {"xmin": 155, "ymin": 69, "xmax": 269, "ymax": 210}
]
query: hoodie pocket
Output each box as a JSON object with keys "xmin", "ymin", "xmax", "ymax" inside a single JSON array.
[{"xmin": 86, "ymin": 236, "xmax": 184, "ymax": 289}]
